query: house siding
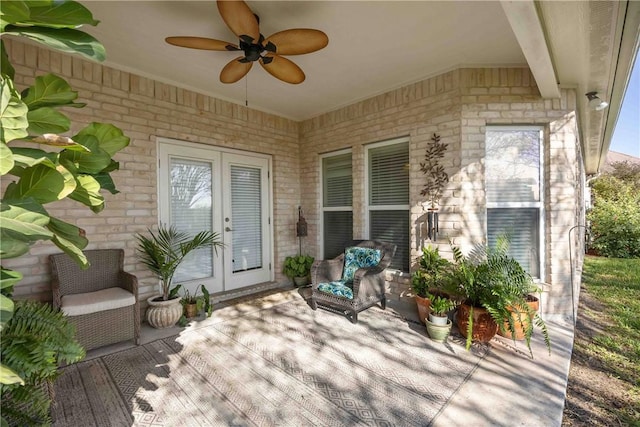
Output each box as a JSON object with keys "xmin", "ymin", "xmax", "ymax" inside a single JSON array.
[{"xmin": 4, "ymin": 39, "xmax": 585, "ymax": 322}]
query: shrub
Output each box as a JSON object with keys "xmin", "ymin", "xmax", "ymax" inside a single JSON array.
[{"xmin": 588, "ymin": 174, "xmax": 640, "ymax": 258}]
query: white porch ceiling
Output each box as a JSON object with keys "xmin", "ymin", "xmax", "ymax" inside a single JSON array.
[
  {"xmin": 80, "ymin": 1, "xmax": 638, "ymax": 174},
  {"xmin": 81, "ymin": 1, "xmax": 526, "ymax": 121}
]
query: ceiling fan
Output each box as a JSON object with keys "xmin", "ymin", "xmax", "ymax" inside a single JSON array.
[{"xmin": 166, "ymin": 0, "xmax": 329, "ymax": 84}]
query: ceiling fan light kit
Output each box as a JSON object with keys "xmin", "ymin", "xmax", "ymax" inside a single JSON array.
[{"xmin": 165, "ymin": 0, "xmax": 328, "ymax": 85}]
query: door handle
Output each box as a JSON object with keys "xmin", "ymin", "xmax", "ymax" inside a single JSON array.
[{"xmin": 225, "ymin": 227, "xmax": 233, "ymax": 232}]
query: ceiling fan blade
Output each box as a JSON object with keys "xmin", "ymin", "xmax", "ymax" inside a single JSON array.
[
  {"xmin": 217, "ymin": 0, "xmax": 260, "ymax": 43},
  {"xmin": 260, "ymin": 54, "xmax": 305, "ymax": 84},
  {"xmin": 220, "ymin": 57, "xmax": 253, "ymax": 83},
  {"xmin": 264, "ymin": 29, "xmax": 329, "ymax": 55},
  {"xmin": 165, "ymin": 36, "xmax": 238, "ymax": 51}
]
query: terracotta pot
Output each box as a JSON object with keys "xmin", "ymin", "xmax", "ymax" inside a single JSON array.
[
  {"xmin": 415, "ymin": 295, "xmax": 431, "ymax": 325},
  {"xmin": 457, "ymin": 302, "xmax": 499, "ymax": 343},
  {"xmin": 184, "ymin": 302, "xmax": 198, "ymax": 319},
  {"xmin": 497, "ymin": 295, "xmax": 540, "ymax": 340},
  {"xmin": 146, "ymin": 296, "xmax": 182, "ymax": 329}
]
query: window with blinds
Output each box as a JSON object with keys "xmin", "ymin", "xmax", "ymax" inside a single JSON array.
[
  {"xmin": 170, "ymin": 158, "xmax": 214, "ymax": 283},
  {"xmin": 485, "ymin": 127, "xmax": 543, "ymax": 278},
  {"xmin": 322, "ymin": 152, "xmax": 353, "ymax": 259},
  {"xmin": 368, "ymin": 140, "xmax": 409, "ymax": 271}
]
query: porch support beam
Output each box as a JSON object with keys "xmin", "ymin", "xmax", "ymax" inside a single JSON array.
[{"xmin": 500, "ymin": 0, "xmax": 561, "ymax": 98}]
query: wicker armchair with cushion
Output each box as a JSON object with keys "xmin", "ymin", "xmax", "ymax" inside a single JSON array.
[
  {"xmin": 50, "ymin": 249, "xmax": 140, "ymax": 351},
  {"xmin": 310, "ymin": 240, "xmax": 397, "ymax": 324}
]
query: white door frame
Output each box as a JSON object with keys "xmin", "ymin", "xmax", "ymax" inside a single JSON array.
[{"xmin": 157, "ymin": 138, "xmax": 274, "ymax": 294}]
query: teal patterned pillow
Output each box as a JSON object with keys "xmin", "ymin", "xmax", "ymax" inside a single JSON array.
[
  {"xmin": 317, "ymin": 280, "xmax": 354, "ymax": 299},
  {"xmin": 341, "ymin": 247, "xmax": 382, "ymax": 283}
]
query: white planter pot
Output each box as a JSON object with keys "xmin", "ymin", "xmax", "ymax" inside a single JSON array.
[
  {"xmin": 428, "ymin": 313, "xmax": 449, "ymax": 325},
  {"xmin": 146, "ymin": 296, "xmax": 182, "ymax": 329}
]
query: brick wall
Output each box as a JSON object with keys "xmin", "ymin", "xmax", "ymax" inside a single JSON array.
[
  {"xmin": 4, "ymin": 38, "xmax": 585, "ymax": 320},
  {"xmin": 3, "ymin": 38, "xmax": 300, "ymax": 305}
]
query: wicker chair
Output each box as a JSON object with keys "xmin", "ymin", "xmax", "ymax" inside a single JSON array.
[
  {"xmin": 50, "ymin": 249, "xmax": 140, "ymax": 351},
  {"xmin": 310, "ymin": 240, "xmax": 396, "ymax": 324}
]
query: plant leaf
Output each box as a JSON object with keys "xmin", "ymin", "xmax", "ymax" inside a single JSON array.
[
  {"xmin": 0, "ymin": 293, "xmax": 15, "ymax": 330},
  {"xmin": 25, "ymin": 1, "xmax": 100, "ymax": 28},
  {"xmin": 0, "ymin": 75, "xmax": 29, "ymax": 144},
  {"xmin": 75, "ymin": 123, "xmax": 130, "ymax": 156},
  {"xmin": 1, "ymin": 41, "xmax": 16, "ymax": 79},
  {"xmin": 3, "ymin": 26, "xmax": 106, "ymax": 62},
  {"xmin": 21, "ymin": 73, "xmax": 78, "ymax": 110},
  {"xmin": 0, "ymin": 198, "xmax": 53, "ymax": 258},
  {"xmin": 3, "ymin": 163, "xmax": 76, "ymax": 204},
  {"xmin": 93, "ymin": 171, "xmax": 119, "ymax": 194},
  {"xmin": 0, "ymin": 363, "xmax": 24, "ymax": 385},
  {"xmin": 0, "ymin": 0, "xmax": 29, "ymax": 32},
  {"xmin": 47, "ymin": 217, "xmax": 88, "ymax": 268},
  {"xmin": 0, "ymin": 141, "xmax": 14, "ymax": 175},
  {"xmin": 59, "ymin": 134, "xmax": 111, "ymax": 174},
  {"xmin": 26, "ymin": 106, "xmax": 70, "ymax": 135},
  {"xmin": 68, "ymin": 174, "xmax": 104, "ymax": 212}
]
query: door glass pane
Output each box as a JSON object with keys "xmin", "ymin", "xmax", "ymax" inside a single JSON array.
[
  {"xmin": 170, "ymin": 158, "xmax": 213, "ymax": 282},
  {"xmin": 231, "ymin": 165, "xmax": 262, "ymax": 272},
  {"xmin": 487, "ymin": 208, "xmax": 540, "ymax": 277}
]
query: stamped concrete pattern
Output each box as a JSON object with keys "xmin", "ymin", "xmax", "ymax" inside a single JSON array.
[{"xmin": 52, "ymin": 294, "xmax": 488, "ymax": 426}]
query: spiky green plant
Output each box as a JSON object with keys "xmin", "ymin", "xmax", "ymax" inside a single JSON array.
[
  {"xmin": 411, "ymin": 245, "xmax": 450, "ymax": 297},
  {"xmin": 135, "ymin": 225, "xmax": 223, "ymax": 300},
  {"xmin": 444, "ymin": 241, "xmax": 550, "ymax": 357},
  {"xmin": 1, "ymin": 300, "xmax": 85, "ymax": 425}
]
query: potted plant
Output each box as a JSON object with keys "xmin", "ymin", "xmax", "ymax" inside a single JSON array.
[
  {"xmin": 181, "ymin": 284, "xmax": 213, "ymax": 319},
  {"xmin": 426, "ymin": 294, "xmax": 456, "ymax": 343},
  {"xmin": 411, "ymin": 245, "xmax": 451, "ymax": 324},
  {"xmin": 136, "ymin": 225, "xmax": 223, "ymax": 328},
  {"xmin": 283, "ymin": 255, "xmax": 314, "ymax": 286},
  {"xmin": 444, "ymin": 243, "xmax": 551, "ymax": 356}
]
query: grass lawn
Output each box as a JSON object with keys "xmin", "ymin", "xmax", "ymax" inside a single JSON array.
[{"xmin": 579, "ymin": 255, "xmax": 640, "ymax": 424}]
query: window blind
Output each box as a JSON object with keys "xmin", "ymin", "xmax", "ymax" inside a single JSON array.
[
  {"xmin": 170, "ymin": 158, "xmax": 213, "ymax": 282},
  {"xmin": 368, "ymin": 141, "xmax": 409, "ymax": 271},
  {"xmin": 487, "ymin": 208, "xmax": 540, "ymax": 277},
  {"xmin": 230, "ymin": 165, "xmax": 262, "ymax": 272},
  {"xmin": 322, "ymin": 153, "xmax": 353, "ymax": 258}
]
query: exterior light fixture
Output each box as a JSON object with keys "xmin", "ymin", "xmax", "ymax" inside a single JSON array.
[{"xmin": 585, "ymin": 92, "xmax": 609, "ymax": 111}]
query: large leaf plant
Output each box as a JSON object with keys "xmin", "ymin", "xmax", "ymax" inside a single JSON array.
[{"xmin": 1, "ymin": 1, "xmax": 129, "ymax": 424}]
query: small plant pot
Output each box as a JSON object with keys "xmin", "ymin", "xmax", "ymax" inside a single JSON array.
[
  {"xmin": 428, "ymin": 313, "xmax": 449, "ymax": 325},
  {"xmin": 426, "ymin": 318, "xmax": 452, "ymax": 343},
  {"xmin": 497, "ymin": 295, "xmax": 540, "ymax": 340},
  {"xmin": 457, "ymin": 303, "xmax": 498, "ymax": 343},
  {"xmin": 184, "ymin": 303, "xmax": 198, "ymax": 319},
  {"xmin": 293, "ymin": 276, "xmax": 309, "ymax": 287}
]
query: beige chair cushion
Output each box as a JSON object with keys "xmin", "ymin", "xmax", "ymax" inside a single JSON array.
[{"xmin": 61, "ymin": 287, "xmax": 136, "ymax": 316}]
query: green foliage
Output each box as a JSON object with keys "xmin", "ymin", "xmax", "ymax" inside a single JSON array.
[
  {"xmin": 428, "ymin": 295, "xmax": 455, "ymax": 316},
  {"xmin": 444, "ymin": 241, "xmax": 550, "ymax": 356},
  {"xmin": 283, "ymin": 254, "xmax": 314, "ymax": 278},
  {"xmin": 588, "ymin": 173, "xmax": 640, "ymax": 259},
  {"xmin": 579, "ymin": 256, "xmax": 640, "ymax": 424},
  {"xmin": 419, "ymin": 133, "xmax": 449, "ymax": 208},
  {"xmin": 180, "ymin": 284, "xmax": 213, "ymax": 318},
  {"xmin": 411, "ymin": 245, "xmax": 450, "ymax": 297},
  {"xmin": 1, "ymin": 300, "xmax": 85, "ymax": 425},
  {"xmin": 136, "ymin": 225, "xmax": 224, "ymax": 300},
  {"xmin": 0, "ymin": 2, "xmax": 127, "ymax": 422}
]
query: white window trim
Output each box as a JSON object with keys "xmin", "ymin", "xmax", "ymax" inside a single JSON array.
[
  {"xmin": 485, "ymin": 126, "xmax": 545, "ymax": 281},
  {"xmin": 319, "ymin": 148, "xmax": 353, "ymax": 258}
]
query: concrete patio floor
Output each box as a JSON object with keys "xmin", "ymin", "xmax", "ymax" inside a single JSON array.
[{"xmin": 65, "ymin": 287, "xmax": 574, "ymax": 426}]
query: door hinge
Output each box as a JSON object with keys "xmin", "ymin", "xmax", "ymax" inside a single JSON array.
[
  {"xmin": 269, "ymin": 263, "xmax": 272, "ymax": 271},
  {"xmin": 268, "ymin": 217, "xmax": 271, "ymax": 225}
]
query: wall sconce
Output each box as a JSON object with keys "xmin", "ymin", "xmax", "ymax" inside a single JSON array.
[{"xmin": 585, "ymin": 92, "xmax": 609, "ymax": 111}]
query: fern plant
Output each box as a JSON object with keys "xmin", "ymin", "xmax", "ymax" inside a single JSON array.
[
  {"xmin": 444, "ymin": 242, "xmax": 550, "ymax": 357},
  {"xmin": 419, "ymin": 133, "xmax": 449, "ymax": 209},
  {"xmin": 1, "ymin": 301, "xmax": 85, "ymax": 425}
]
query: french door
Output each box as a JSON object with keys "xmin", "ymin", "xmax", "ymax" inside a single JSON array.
[{"xmin": 158, "ymin": 140, "xmax": 272, "ymax": 294}]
